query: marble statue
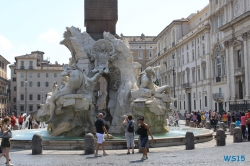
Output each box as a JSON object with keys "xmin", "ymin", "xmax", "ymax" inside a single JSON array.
[{"xmin": 32, "ymin": 26, "xmax": 173, "ymax": 136}]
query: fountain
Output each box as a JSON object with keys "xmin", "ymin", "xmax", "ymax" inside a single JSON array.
[{"xmin": 10, "ymin": 0, "xmax": 213, "ymax": 150}]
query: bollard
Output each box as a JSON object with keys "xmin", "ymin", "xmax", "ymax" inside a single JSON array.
[
  {"xmin": 233, "ymin": 127, "xmax": 242, "ymax": 143},
  {"xmin": 216, "ymin": 129, "xmax": 226, "ymax": 146},
  {"xmin": 84, "ymin": 133, "xmax": 95, "ymax": 154},
  {"xmin": 189, "ymin": 121, "xmax": 195, "ymax": 128},
  {"xmin": 138, "ymin": 135, "xmax": 149, "ymax": 153},
  {"xmin": 185, "ymin": 132, "xmax": 194, "ymax": 150},
  {"xmin": 230, "ymin": 123, "xmax": 236, "ymax": 135},
  {"xmin": 32, "ymin": 134, "xmax": 42, "ymax": 155},
  {"xmin": 219, "ymin": 122, "xmax": 226, "ymax": 131},
  {"xmin": 205, "ymin": 121, "xmax": 211, "ymax": 129}
]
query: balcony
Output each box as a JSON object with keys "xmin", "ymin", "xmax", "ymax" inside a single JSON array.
[
  {"xmin": 213, "ymin": 93, "xmax": 224, "ymax": 101},
  {"xmin": 182, "ymin": 83, "xmax": 190, "ymax": 89},
  {"xmin": 29, "ymin": 66, "xmax": 34, "ymax": 69},
  {"xmin": 234, "ymin": 67, "xmax": 244, "ymax": 76},
  {"xmin": 0, "ymin": 92, "xmax": 7, "ymax": 97},
  {"xmin": 20, "ymin": 66, "xmax": 25, "ymax": 69},
  {"xmin": 216, "ymin": 77, "xmax": 221, "ymax": 82}
]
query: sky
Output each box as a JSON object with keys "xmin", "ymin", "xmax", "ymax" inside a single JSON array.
[{"xmin": 0, "ymin": 0, "xmax": 208, "ymax": 79}]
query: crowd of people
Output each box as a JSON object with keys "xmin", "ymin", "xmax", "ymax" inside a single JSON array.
[{"xmin": 185, "ymin": 109, "xmax": 250, "ymax": 141}]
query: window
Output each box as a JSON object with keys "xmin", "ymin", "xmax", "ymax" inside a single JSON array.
[
  {"xmin": 182, "ymin": 55, "xmax": 184, "ymax": 64},
  {"xmin": 187, "ymin": 53, "xmax": 189, "ymax": 63},
  {"xmin": 200, "ymin": 99, "xmax": 201, "ymax": 110},
  {"xmin": 21, "ymin": 81, "xmax": 24, "ymax": 87},
  {"xmin": 14, "ymin": 86, "xmax": 16, "ymax": 91},
  {"xmin": 2, "ymin": 62, "xmax": 4, "ymax": 69},
  {"xmin": 21, "ymin": 73, "xmax": 24, "ymax": 78},
  {"xmin": 54, "ymin": 73, "xmax": 57, "ymax": 77},
  {"xmin": 222, "ymin": 56, "xmax": 226, "ymax": 76},
  {"xmin": 203, "ymin": 45, "xmax": 205, "ymax": 55},
  {"xmin": 149, "ymin": 50, "xmax": 153, "ymax": 58},
  {"xmin": 205, "ymin": 96, "xmax": 207, "ymax": 107},
  {"xmin": 37, "ymin": 94, "xmax": 41, "ymax": 100},
  {"xmin": 20, "ymin": 94, "xmax": 24, "ymax": 100},
  {"xmin": 29, "ymin": 81, "xmax": 32, "ymax": 87},
  {"xmin": 46, "ymin": 73, "xmax": 49, "ymax": 77},
  {"xmin": 192, "ymin": 41, "xmax": 194, "ymax": 47},
  {"xmin": 29, "ymin": 94, "xmax": 33, "ymax": 100},
  {"xmin": 20, "ymin": 105, "xmax": 24, "ymax": 112},
  {"xmin": 13, "ymin": 98, "xmax": 16, "ymax": 102},
  {"xmin": 238, "ymin": 50, "xmax": 242, "ymax": 68},
  {"xmin": 180, "ymin": 101, "xmax": 182, "ymax": 110},
  {"xmin": 138, "ymin": 51, "xmax": 143, "ymax": 59},
  {"xmin": 192, "ymin": 70, "xmax": 195, "ymax": 82},
  {"xmin": 215, "ymin": 0, "xmax": 218, "ymax": 4},
  {"xmin": 45, "ymin": 82, "xmax": 49, "ymax": 87},
  {"xmin": 186, "ymin": 44, "xmax": 189, "ymax": 50},
  {"xmin": 215, "ymin": 50, "xmax": 222, "ymax": 77},
  {"xmin": 37, "ymin": 73, "xmax": 40, "ymax": 78},
  {"xmin": 21, "ymin": 61, "xmax": 24, "ymax": 69},
  {"xmin": 12, "ymin": 77, "xmax": 16, "ymax": 82},
  {"xmin": 192, "ymin": 50, "xmax": 194, "ymax": 60},
  {"xmin": 29, "ymin": 105, "xmax": 33, "ymax": 112},
  {"xmin": 184, "ymin": 101, "xmax": 186, "ymax": 110},
  {"xmin": 37, "ymin": 82, "xmax": 40, "ymax": 87},
  {"xmin": 217, "ymin": 16, "xmax": 220, "ymax": 28},
  {"xmin": 198, "ymin": 68, "xmax": 200, "ymax": 81},
  {"xmin": 203, "ymin": 67, "xmax": 206, "ymax": 79},
  {"xmin": 198, "ymin": 46, "xmax": 200, "ymax": 56},
  {"xmin": 29, "ymin": 61, "xmax": 33, "ymax": 69},
  {"xmin": 194, "ymin": 100, "xmax": 196, "ymax": 110},
  {"xmin": 37, "ymin": 105, "xmax": 41, "ymax": 110},
  {"xmin": 193, "ymin": 93, "xmax": 196, "ymax": 99},
  {"xmin": 29, "ymin": 73, "xmax": 32, "ymax": 78}
]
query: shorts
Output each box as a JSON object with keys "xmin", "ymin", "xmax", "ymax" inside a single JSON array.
[
  {"xmin": 96, "ymin": 133, "xmax": 105, "ymax": 144},
  {"xmin": 140, "ymin": 136, "xmax": 148, "ymax": 148},
  {"xmin": 186, "ymin": 118, "xmax": 190, "ymax": 121},
  {"xmin": 19, "ymin": 122, "xmax": 23, "ymax": 126}
]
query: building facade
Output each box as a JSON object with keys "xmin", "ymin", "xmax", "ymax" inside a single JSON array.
[
  {"xmin": 9, "ymin": 51, "xmax": 64, "ymax": 116},
  {"xmin": 122, "ymin": 34, "xmax": 157, "ymax": 70},
  {"xmin": 0, "ymin": 55, "xmax": 10, "ymax": 117},
  {"xmin": 147, "ymin": 0, "xmax": 250, "ymax": 115}
]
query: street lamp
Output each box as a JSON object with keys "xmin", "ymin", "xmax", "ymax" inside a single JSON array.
[
  {"xmin": 171, "ymin": 58, "xmax": 176, "ymax": 107},
  {"xmin": 25, "ymin": 79, "xmax": 27, "ymax": 115}
]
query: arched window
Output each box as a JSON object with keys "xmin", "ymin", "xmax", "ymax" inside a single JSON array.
[
  {"xmin": 187, "ymin": 52, "xmax": 189, "ymax": 63},
  {"xmin": 203, "ymin": 44, "xmax": 205, "ymax": 55},
  {"xmin": 213, "ymin": 50, "xmax": 223, "ymax": 77}
]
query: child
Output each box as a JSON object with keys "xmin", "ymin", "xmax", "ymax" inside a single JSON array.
[{"xmin": 235, "ymin": 118, "xmax": 241, "ymax": 127}]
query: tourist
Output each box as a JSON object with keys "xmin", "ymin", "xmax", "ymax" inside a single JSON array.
[
  {"xmin": 245, "ymin": 110, "xmax": 250, "ymax": 141},
  {"xmin": 123, "ymin": 114, "xmax": 135, "ymax": 154},
  {"xmin": 232, "ymin": 112, "xmax": 236, "ymax": 123},
  {"xmin": 175, "ymin": 113, "xmax": 179, "ymax": 127},
  {"xmin": 204, "ymin": 111, "xmax": 209, "ymax": 122},
  {"xmin": 186, "ymin": 112, "xmax": 191, "ymax": 125},
  {"xmin": 235, "ymin": 118, "xmax": 241, "ymax": 127},
  {"xmin": 28, "ymin": 116, "xmax": 32, "ymax": 129},
  {"xmin": 240, "ymin": 112, "xmax": 247, "ymax": 141},
  {"xmin": 236, "ymin": 111, "xmax": 241, "ymax": 121},
  {"xmin": 137, "ymin": 116, "xmax": 154, "ymax": 160},
  {"xmin": 196, "ymin": 111, "xmax": 201, "ymax": 128},
  {"xmin": 94, "ymin": 113, "xmax": 109, "ymax": 157},
  {"xmin": 192, "ymin": 112, "xmax": 197, "ymax": 128},
  {"xmin": 10, "ymin": 114, "xmax": 16, "ymax": 130},
  {"xmin": 18, "ymin": 113, "xmax": 24, "ymax": 130},
  {"xmin": 201, "ymin": 111, "xmax": 206, "ymax": 128},
  {"xmin": 0, "ymin": 116, "xmax": 14, "ymax": 166},
  {"xmin": 222, "ymin": 112, "xmax": 228, "ymax": 126},
  {"xmin": 32, "ymin": 117, "xmax": 36, "ymax": 129},
  {"xmin": 227, "ymin": 112, "xmax": 231, "ymax": 127},
  {"xmin": 210, "ymin": 111, "xmax": 217, "ymax": 132}
]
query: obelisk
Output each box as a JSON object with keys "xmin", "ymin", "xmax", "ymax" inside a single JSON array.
[{"xmin": 84, "ymin": 0, "xmax": 118, "ymax": 40}]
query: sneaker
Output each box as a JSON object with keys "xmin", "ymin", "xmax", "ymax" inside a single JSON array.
[
  {"xmin": 141, "ymin": 156, "xmax": 147, "ymax": 160},
  {"xmin": 6, "ymin": 163, "xmax": 14, "ymax": 166},
  {"xmin": 103, "ymin": 153, "xmax": 109, "ymax": 156},
  {"xmin": 94, "ymin": 154, "xmax": 102, "ymax": 157}
]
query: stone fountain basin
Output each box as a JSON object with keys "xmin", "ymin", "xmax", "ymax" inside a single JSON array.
[{"xmin": 10, "ymin": 128, "xmax": 213, "ymax": 150}]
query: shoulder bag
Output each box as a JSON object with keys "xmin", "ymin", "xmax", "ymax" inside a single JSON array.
[{"xmin": 0, "ymin": 129, "xmax": 12, "ymax": 138}]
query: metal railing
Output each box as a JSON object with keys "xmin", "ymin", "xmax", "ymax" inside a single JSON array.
[
  {"xmin": 182, "ymin": 83, "xmax": 190, "ymax": 89},
  {"xmin": 213, "ymin": 93, "xmax": 224, "ymax": 100}
]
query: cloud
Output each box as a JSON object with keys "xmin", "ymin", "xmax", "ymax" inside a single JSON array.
[
  {"xmin": 0, "ymin": 35, "xmax": 13, "ymax": 52},
  {"xmin": 39, "ymin": 29, "xmax": 60, "ymax": 44}
]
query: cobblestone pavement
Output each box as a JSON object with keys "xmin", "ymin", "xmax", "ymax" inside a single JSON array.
[{"xmin": 1, "ymin": 121, "xmax": 249, "ymax": 166}]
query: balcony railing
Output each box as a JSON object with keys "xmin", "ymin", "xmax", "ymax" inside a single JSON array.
[
  {"xmin": 234, "ymin": 67, "xmax": 244, "ymax": 76},
  {"xmin": 29, "ymin": 66, "xmax": 34, "ymax": 69},
  {"xmin": 213, "ymin": 93, "xmax": 224, "ymax": 101},
  {"xmin": 182, "ymin": 83, "xmax": 190, "ymax": 89},
  {"xmin": 20, "ymin": 66, "xmax": 25, "ymax": 69},
  {"xmin": 216, "ymin": 77, "xmax": 221, "ymax": 82},
  {"xmin": 0, "ymin": 92, "xmax": 7, "ymax": 97}
]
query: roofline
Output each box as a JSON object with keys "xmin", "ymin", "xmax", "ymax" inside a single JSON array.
[{"xmin": 0, "ymin": 55, "xmax": 10, "ymax": 64}]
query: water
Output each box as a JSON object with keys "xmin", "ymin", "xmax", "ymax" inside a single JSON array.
[{"xmin": 12, "ymin": 127, "xmax": 210, "ymax": 141}]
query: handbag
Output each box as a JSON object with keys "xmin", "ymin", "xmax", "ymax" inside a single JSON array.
[{"xmin": 0, "ymin": 130, "xmax": 12, "ymax": 138}]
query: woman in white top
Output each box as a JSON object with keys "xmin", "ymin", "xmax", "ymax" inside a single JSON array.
[{"xmin": 123, "ymin": 114, "xmax": 135, "ymax": 154}]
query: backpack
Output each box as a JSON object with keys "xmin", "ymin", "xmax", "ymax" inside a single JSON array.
[{"xmin": 127, "ymin": 121, "xmax": 134, "ymax": 133}]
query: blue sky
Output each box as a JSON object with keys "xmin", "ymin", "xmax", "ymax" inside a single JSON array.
[{"xmin": 0, "ymin": 0, "xmax": 208, "ymax": 79}]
